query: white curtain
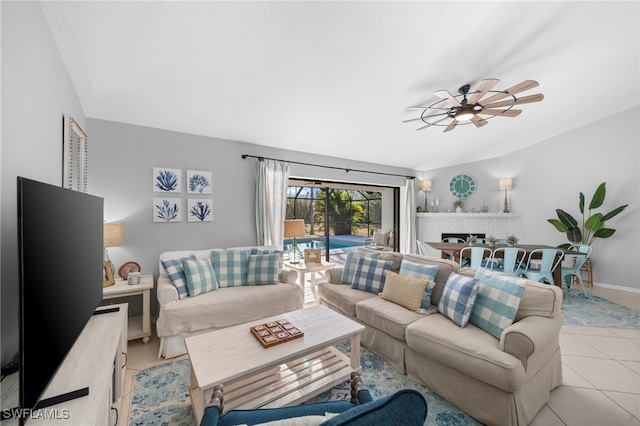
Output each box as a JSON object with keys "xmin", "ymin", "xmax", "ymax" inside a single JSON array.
[
  {"xmin": 256, "ymin": 159, "xmax": 289, "ymax": 247},
  {"xmin": 402, "ymin": 178, "xmax": 417, "ymax": 254}
]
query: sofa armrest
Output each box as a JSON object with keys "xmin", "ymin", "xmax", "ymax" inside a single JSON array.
[
  {"xmin": 280, "ymin": 269, "xmax": 298, "ymax": 284},
  {"xmin": 157, "ymin": 276, "xmax": 179, "ymax": 305},
  {"xmin": 500, "ymin": 313, "xmax": 563, "ymax": 374},
  {"xmin": 327, "ymin": 268, "xmax": 343, "ymax": 284}
]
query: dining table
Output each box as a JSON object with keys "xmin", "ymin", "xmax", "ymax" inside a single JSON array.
[{"xmin": 425, "ymin": 242, "xmax": 580, "ymax": 287}]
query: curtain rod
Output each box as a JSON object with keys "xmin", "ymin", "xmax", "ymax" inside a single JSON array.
[{"xmin": 241, "ymin": 154, "xmax": 415, "ymax": 180}]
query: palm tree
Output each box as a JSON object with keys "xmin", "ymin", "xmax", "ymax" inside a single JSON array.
[{"xmin": 315, "ymin": 190, "xmax": 365, "ymax": 235}]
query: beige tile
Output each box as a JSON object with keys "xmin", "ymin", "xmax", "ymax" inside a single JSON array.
[
  {"xmin": 561, "ymin": 325, "xmax": 618, "ymax": 337},
  {"xmin": 620, "ymin": 360, "xmax": 640, "ymax": 375},
  {"xmin": 117, "ymin": 389, "xmax": 132, "ymax": 426},
  {"xmin": 609, "ymin": 328, "xmax": 640, "ymax": 339},
  {"xmin": 529, "ymin": 404, "xmax": 564, "ymax": 426},
  {"xmin": 547, "ymin": 386, "xmax": 640, "ymax": 426},
  {"xmin": 563, "ymin": 355, "xmax": 640, "ymax": 394},
  {"xmin": 603, "ymin": 391, "xmax": 640, "ymax": 420},
  {"xmin": 576, "ymin": 335, "xmax": 640, "ymax": 361},
  {"xmin": 560, "ymin": 333, "xmax": 608, "ymax": 358},
  {"xmin": 562, "ymin": 363, "xmax": 596, "ymax": 388}
]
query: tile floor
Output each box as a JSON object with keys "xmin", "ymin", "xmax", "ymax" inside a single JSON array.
[{"xmin": 119, "ymin": 285, "xmax": 640, "ymax": 426}]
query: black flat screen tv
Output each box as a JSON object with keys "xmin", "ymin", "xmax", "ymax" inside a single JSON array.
[{"xmin": 17, "ymin": 177, "xmax": 104, "ymax": 414}]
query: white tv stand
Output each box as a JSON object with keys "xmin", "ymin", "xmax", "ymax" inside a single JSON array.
[{"xmin": 1, "ymin": 304, "xmax": 127, "ymax": 425}]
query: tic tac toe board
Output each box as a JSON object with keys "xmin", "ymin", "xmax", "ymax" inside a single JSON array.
[{"xmin": 250, "ymin": 319, "xmax": 304, "ymax": 348}]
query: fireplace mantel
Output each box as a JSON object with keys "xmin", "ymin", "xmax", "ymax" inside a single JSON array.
[{"xmin": 416, "ymin": 212, "xmax": 521, "ymax": 243}]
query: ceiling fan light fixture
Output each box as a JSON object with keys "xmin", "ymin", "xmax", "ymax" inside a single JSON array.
[{"xmin": 455, "ymin": 111, "xmax": 475, "ymax": 121}]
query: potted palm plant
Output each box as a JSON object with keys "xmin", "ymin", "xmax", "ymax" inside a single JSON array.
[
  {"xmin": 466, "ymin": 235, "xmax": 478, "ymax": 246},
  {"xmin": 486, "ymin": 235, "xmax": 498, "ymax": 248},
  {"xmin": 547, "ymin": 182, "xmax": 627, "ymax": 249},
  {"xmin": 453, "ymin": 200, "xmax": 464, "ymax": 213},
  {"xmin": 506, "ymin": 235, "xmax": 519, "ymax": 246}
]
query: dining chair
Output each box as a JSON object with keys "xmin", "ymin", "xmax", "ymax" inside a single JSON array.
[
  {"xmin": 442, "ymin": 237, "xmax": 465, "ymax": 243},
  {"xmin": 459, "ymin": 247, "xmax": 493, "ymax": 269},
  {"xmin": 519, "ymin": 249, "xmax": 564, "ymax": 285},
  {"xmin": 416, "ymin": 240, "xmax": 429, "ymax": 256},
  {"xmin": 561, "ymin": 244, "xmax": 592, "ymax": 298},
  {"xmin": 488, "ymin": 247, "xmax": 526, "ymax": 276}
]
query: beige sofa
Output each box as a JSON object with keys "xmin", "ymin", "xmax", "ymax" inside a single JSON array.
[
  {"xmin": 156, "ymin": 246, "xmax": 303, "ymax": 358},
  {"xmin": 318, "ymin": 252, "xmax": 563, "ymax": 426}
]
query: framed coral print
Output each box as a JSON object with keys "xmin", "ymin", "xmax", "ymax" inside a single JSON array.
[
  {"xmin": 153, "ymin": 167, "xmax": 181, "ymax": 192},
  {"xmin": 188, "ymin": 199, "xmax": 212, "ymax": 222},
  {"xmin": 186, "ymin": 170, "xmax": 212, "ymax": 194},
  {"xmin": 153, "ymin": 198, "xmax": 181, "ymax": 222}
]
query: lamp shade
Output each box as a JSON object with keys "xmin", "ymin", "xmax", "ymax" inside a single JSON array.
[
  {"xmin": 283, "ymin": 219, "xmax": 305, "ymax": 238},
  {"xmin": 104, "ymin": 222, "xmax": 123, "ymax": 248},
  {"xmin": 420, "ymin": 179, "xmax": 432, "ymax": 191},
  {"xmin": 499, "ymin": 178, "xmax": 513, "ymax": 190}
]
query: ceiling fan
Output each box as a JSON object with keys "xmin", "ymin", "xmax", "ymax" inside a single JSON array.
[{"xmin": 404, "ymin": 78, "xmax": 544, "ymax": 133}]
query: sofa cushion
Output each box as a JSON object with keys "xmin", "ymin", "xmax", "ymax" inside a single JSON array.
[
  {"xmin": 438, "ymin": 273, "xmax": 479, "ymax": 327},
  {"xmin": 246, "ymin": 253, "xmax": 280, "ymax": 285},
  {"xmin": 470, "ymin": 268, "xmax": 526, "ymax": 339},
  {"xmin": 405, "ymin": 314, "xmax": 526, "ymax": 392},
  {"xmin": 212, "ymin": 249, "xmax": 250, "ymax": 287},
  {"xmin": 380, "ymin": 272, "xmax": 427, "ymax": 313},
  {"xmin": 373, "ymin": 230, "xmax": 391, "ymax": 246},
  {"xmin": 351, "ymin": 257, "xmax": 393, "ymax": 293},
  {"xmin": 399, "ymin": 259, "xmax": 439, "ymax": 308},
  {"xmin": 340, "ymin": 251, "xmax": 381, "ymax": 284},
  {"xmin": 182, "ymin": 258, "xmax": 219, "ymax": 297},
  {"xmin": 317, "ymin": 284, "xmax": 376, "ymax": 318},
  {"xmin": 161, "ymin": 254, "xmax": 198, "ymax": 299},
  {"xmin": 515, "ymin": 279, "xmax": 562, "ymax": 321},
  {"xmin": 355, "ymin": 297, "xmax": 427, "ymax": 342}
]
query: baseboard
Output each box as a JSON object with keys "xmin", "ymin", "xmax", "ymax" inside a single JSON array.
[{"xmin": 593, "ymin": 282, "xmax": 640, "ymax": 294}]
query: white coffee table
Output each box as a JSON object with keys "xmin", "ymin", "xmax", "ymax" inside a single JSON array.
[{"xmin": 185, "ymin": 305, "xmax": 365, "ymax": 424}]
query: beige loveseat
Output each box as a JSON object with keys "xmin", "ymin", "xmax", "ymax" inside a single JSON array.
[
  {"xmin": 318, "ymin": 252, "xmax": 563, "ymax": 426},
  {"xmin": 156, "ymin": 246, "xmax": 303, "ymax": 358}
]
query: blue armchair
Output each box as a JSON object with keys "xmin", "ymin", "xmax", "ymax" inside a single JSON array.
[{"xmin": 200, "ymin": 372, "xmax": 428, "ymax": 426}]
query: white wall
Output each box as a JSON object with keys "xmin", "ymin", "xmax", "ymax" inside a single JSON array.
[
  {"xmin": 1, "ymin": 2, "xmax": 87, "ymax": 365},
  {"xmin": 420, "ymin": 108, "xmax": 639, "ymax": 290}
]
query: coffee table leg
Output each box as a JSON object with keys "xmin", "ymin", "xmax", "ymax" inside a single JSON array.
[{"xmin": 350, "ymin": 333, "xmax": 361, "ymax": 369}]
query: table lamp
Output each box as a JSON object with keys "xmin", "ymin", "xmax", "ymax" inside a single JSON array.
[
  {"xmin": 420, "ymin": 179, "xmax": 432, "ymax": 212},
  {"xmin": 499, "ymin": 178, "xmax": 513, "ymax": 213},
  {"xmin": 103, "ymin": 222, "xmax": 123, "ymax": 286},
  {"xmin": 284, "ymin": 219, "xmax": 305, "ymax": 264}
]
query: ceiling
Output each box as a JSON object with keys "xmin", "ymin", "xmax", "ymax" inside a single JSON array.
[{"xmin": 41, "ymin": 1, "xmax": 639, "ymax": 171}]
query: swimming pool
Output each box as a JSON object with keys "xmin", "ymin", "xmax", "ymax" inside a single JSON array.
[{"xmin": 285, "ymin": 237, "xmax": 365, "ymax": 251}]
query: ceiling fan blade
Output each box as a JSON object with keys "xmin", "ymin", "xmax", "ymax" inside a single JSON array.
[
  {"xmin": 482, "ymin": 93, "xmax": 544, "ymax": 109},
  {"xmin": 416, "ymin": 116, "xmax": 449, "ymax": 130},
  {"xmin": 434, "ymin": 90, "xmax": 462, "ymax": 107},
  {"xmin": 443, "ymin": 120, "xmax": 458, "ymax": 132},
  {"xmin": 478, "ymin": 80, "xmax": 540, "ymax": 105},
  {"xmin": 407, "ymin": 106, "xmax": 449, "ymax": 110},
  {"xmin": 471, "ymin": 115, "xmax": 488, "ymax": 127},
  {"xmin": 403, "ymin": 112, "xmax": 449, "ymax": 123},
  {"xmin": 467, "ymin": 78, "xmax": 500, "ymax": 104},
  {"xmin": 480, "ymin": 108, "xmax": 523, "ymax": 117}
]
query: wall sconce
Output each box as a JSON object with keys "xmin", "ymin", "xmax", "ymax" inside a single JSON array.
[
  {"xmin": 499, "ymin": 178, "xmax": 513, "ymax": 213},
  {"xmin": 420, "ymin": 179, "xmax": 432, "ymax": 212}
]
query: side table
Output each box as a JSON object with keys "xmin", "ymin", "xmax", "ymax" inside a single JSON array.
[
  {"xmin": 103, "ymin": 274, "xmax": 154, "ymax": 343},
  {"xmin": 284, "ymin": 261, "xmax": 335, "ymax": 303}
]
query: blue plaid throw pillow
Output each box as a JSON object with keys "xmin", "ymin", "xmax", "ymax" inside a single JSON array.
[
  {"xmin": 182, "ymin": 258, "xmax": 218, "ymax": 297},
  {"xmin": 351, "ymin": 257, "xmax": 393, "ymax": 294},
  {"xmin": 161, "ymin": 254, "xmax": 197, "ymax": 299},
  {"xmin": 211, "ymin": 249, "xmax": 250, "ymax": 287},
  {"xmin": 250, "ymin": 248, "xmax": 284, "ymax": 272},
  {"xmin": 246, "ymin": 253, "xmax": 280, "ymax": 285},
  {"xmin": 438, "ymin": 273, "xmax": 479, "ymax": 327},
  {"xmin": 470, "ymin": 268, "xmax": 526, "ymax": 339},
  {"xmin": 399, "ymin": 259, "xmax": 440, "ymax": 309},
  {"xmin": 340, "ymin": 251, "xmax": 382, "ymax": 284}
]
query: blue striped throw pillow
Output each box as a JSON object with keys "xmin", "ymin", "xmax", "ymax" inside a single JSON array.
[
  {"xmin": 399, "ymin": 259, "xmax": 440, "ymax": 309},
  {"xmin": 351, "ymin": 257, "xmax": 393, "ymax": 294},
  {"xmin": 470, "ymin": 268, "xmax": 526, "ymax": 339},
  {"xmin": 211, "ymin": 249, "xmax": 250, "ymax": 287},
  {"xmin": 161, "ymin": 254, "xmax": 197, "ymax": 300},
  {"xmin": 246, "ymin": 253, "xmax": 280, "ymax": 285},
  {"xmin": 438, "ymin": 273, "xmax": 479, "ymax": 327},
  {"xmin": 182, "ymin": 258, "xmax": 218, "ymax": 297},
  {"xmin": 340, "ymin": 251, "xmax": 382, "ymax": 284}
]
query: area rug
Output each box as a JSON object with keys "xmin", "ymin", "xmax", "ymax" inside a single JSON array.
[
  {"xmin": 561, "ymin": 288, "xmax": 640, "ymax": 328},
  {"xmin": 129, "ymin": 343, "xmax": 482, "ymax": 426}
]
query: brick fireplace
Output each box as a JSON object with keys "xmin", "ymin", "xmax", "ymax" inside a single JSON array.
[{"xmin": 416, "ymin": 213, "xmax": 521, "ymax": 243}]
